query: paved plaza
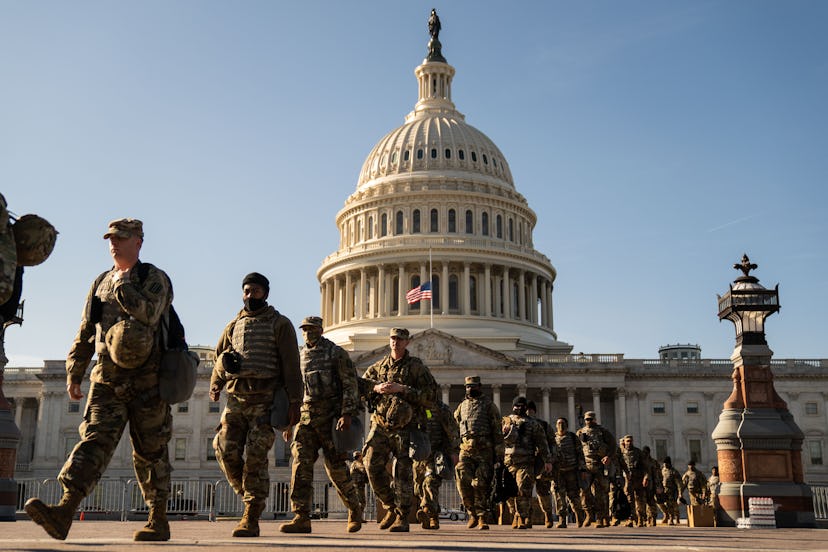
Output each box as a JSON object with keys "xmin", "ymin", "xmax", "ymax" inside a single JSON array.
[{"xmin": 1, "ymin": 519, "xmax": 825, "ymax": 552}]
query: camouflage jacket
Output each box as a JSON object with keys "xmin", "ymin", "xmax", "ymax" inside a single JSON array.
[
  {"xmin": 299, "ymin": 336, "xmax": 360, "ymax": 418},
  {"xmin": 212, "ymin": 305, "xmax": 302, "ymax": 404},
  {"xmin": 502, "ymin": 414, "xmax": 551, "ymax": 467},
  {"xmin": 620, "ymin": 445, "xmax": 650, "ymax": 481},
  {"xmin": 454, "ymin": 395, "xmax": 504, "ymax": 459},
  {"xmin": 555, "ymin": 430, "xmax": 586, "ymax": 472},
  {"xmin": 66, "ymin": 261, "xmax": 171, "ymax": 388},
  {"xmin": 662, "ymin": 465, "xmax": 682, "ymax": 494},
  {"xmin": 682, "ymin": 467, "xmax": 708, "ymax": 494},
  {"xmin": 576, "ymin": 423, "xmax": 616, "ymax": 469},
  {"xmin": 426, "ymin": 400, "xmax": 460, "ymax": 456},
  {"xmin": 361, "ymin": 350, "xmax": 437, "ymax": 430}
]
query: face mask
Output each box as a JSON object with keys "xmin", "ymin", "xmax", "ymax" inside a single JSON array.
[
  {"xmin": 513, "ymin": 406, "xmax": 526, "ymax": 417},
  {"xmin": 466, "ymin": 388, "xmax": 482, "ymax": 399},
  {"xmin": 244, "ymin": 297, "xmax": 267, "ymax": 312}
]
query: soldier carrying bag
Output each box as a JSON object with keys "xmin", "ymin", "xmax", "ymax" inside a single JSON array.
[{"xmin": 157, "ymin": 303, "xmax": 199, "ymax": 404}]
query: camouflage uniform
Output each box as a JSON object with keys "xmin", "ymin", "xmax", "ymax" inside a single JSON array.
[
  {"xmin": 502, "ymin": 410, "xmax": 551, "ymax": 527},
  {"xmin": 619, "ymin": 440, "xmax": 650, "ymax": 527},
  {"xmin": 454, "ymin": 390, "xmax": 503, "ymax": 524},
  {"xmin": 529, "ymin": 413, "xmax": 557, "ymax": 528},
  {"xmin": 361, "ymin": 348, "xmax": 437, "ymax": 523},
  {"xmin": 212, "ymin": 305, "xmax": 302, "ymax": 509},
  {"xmin": 681, "ymin": 465, "xmax": 708, "ymax": 506},
  {"xmin": 553, "ymin": 428, "xmax": 586, "ymax": 526},
  {"xmin": 62, "ymin": 260, "xmax": 172, "ymax": 506},
  {"xmin": 288, "ymin": 335, "xmax": 362, "ymax": 518},
  {"xmin": 659, "ymin": 461, "xmax": 682, "ymax": 525},
  {"xmin": 641, "ymin": 448, "xmax": 661, "ymax": 525},
  {"xmin": 576, "ymin": 418, "xmax": 616, "ymax": 526},
  {"xmin": 350, "ymin": 455, "xmax": 368, "ymax": 511},
  {"xmin": 414, "ymin": 400, "xmax": 460, "ymax": 527},
  {"xmin": 708, "ymin": 470, "xmax": 720, "ymax": 524},
  {"xmin": 0, "ymin": 193, "xmax": 17, "ymax": 306}
]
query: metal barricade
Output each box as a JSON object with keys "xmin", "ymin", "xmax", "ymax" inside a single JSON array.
[
  {"xmin": 213, "ymin": 479, "xmax": 243, "ymax": 518},
  {"xmin": 813, "ymin": 485, "xmax": 828, "ymax": 520},
  {"xmin": 79, "ymin": 479, "xmax": 128, "ymax": 519}
]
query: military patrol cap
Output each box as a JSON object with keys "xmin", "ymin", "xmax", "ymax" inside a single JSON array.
[
  {"xmin": 300, "ymin": 316, "xmax": 323, "ymax": 329},
  {"xmin": 390, "ymin": 328, "xmax": 410, "ymax": 339},
  {"xmin": 103, "ymin": 218, "xmax": 143, "ymax": 239},
  {"xmin": 512, "ymin": 396, "xmax": 528, "ymax": 407},
  {"xmin": 464, "ymin": 375, "xmax": 481, "ymax": 386},
  {"xmin": 584, "ymin": 410, "xmax": 596, "ymax": 421},
  {"xmin": 242, "ymin": 272, "xmax": 269, "ymax": 292}
]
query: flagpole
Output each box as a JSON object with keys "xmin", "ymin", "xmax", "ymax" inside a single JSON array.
[{"xmin": 429, "ymin": 248, "xmax": 433, "ymax": 329}]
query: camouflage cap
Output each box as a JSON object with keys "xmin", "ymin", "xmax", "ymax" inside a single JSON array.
[
  {"xmin": 390, "ymin": 328, "xmax": 410, "ymax": 339},
  {"xmin": 464, "ymin": 375, "xmax": 481, "ymax": 386},
  {"xmin": 103, "ymin": 218, "xmax": 144, "ymax": 239},
  {"xmin": 299, "ymin": 316, "xmax": 323, "ymax": 329},
  {"xmin": 583, "ymin": 410, "xmax": 596, "ymax": 420}
]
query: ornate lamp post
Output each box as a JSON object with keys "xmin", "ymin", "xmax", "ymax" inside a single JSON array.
[
  {"xmin": 711, "ymin": 255, "xmax": 815, "ymax": 527},
  {"xmin": 0, "ymin": 302, "xmax": 23, "ymax": 521}
]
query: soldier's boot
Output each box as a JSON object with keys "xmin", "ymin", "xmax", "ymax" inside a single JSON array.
[
  {"xmin": 477, "ymin": 514, "xmax": 489, "ymax": 530},
  {"xmin": 660, "ymin": 516, "xmax": 670, "ymax": 525},
  {"xmin": 378, "ymin": 510, "xmax": 397, "ymax": 530},
  {"xmin": 556, "ymin": 517, "xmax": 567, "ymax": 529},
  {"xmin": 280, "ymin": 513, "xmax": 312, "ymax": 534},
  {"xmin": 582, "ymin": 511, "xmax": 593, "ymax": 527},
  {"xmin": 517, "ymin": 515, "xmax": 530, "ymax": 529},
  {"xmin": 625, "ymin": 518, "xmax": 635, "ymax": 528},
  {"xmin": 388, "ymin": 512, "xmax": 409, "ymax": 532},
  {"xmin": 24, "ymin": 491, "xmax": 83, "ymax": 541},
  {"xmin": 429, "ymin": 514, "xmax": 440, "ymax": 530},
  {"xmin": 466, "ymin": 514, "xmax": 478, "ymax": 529},
  {"xmin": 539, "ymin": 495, "xmax": 555, "ymax": 528},
  {"xmin": 511, "ymin": 514, "xmax": 520, "ymax": 528},
  {"xmin": 575, "ymin": 509, "xmax": 585, "ymax": 528},
  {"xmin": 417, "ymin": 508, "xmax": 431, "ymax": 530},
  {"xmin": 233, "ymin": 501, "xmax": 265, "ymax": 537},
  {"xmin": 347, "ymin": 508, "xmax": 364, "ymax": 533},
  {"xmin": 649, "ymin": 515, "xmax": 657, "ymax": 527},
  {"xmin": 134, "ymin": 501, "xmax": 170, "ymax": 541},
  {"xmin": 595, "ymin": 516, "xmax": 606, "ymax": 528}
]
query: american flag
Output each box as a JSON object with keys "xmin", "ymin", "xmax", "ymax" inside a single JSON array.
[{"xmin": 406, "ymin": 281, "xmax": 432, "ymax": 304}]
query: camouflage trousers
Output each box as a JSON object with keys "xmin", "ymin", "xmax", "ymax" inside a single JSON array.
[
  {"xmin": 535, "ymin": 475, "xmax": 555, "ymax": 519},
  {"xmin": 688, "ymin": 489, "xmax": 706, "ymax": 506},
  {"xmin": 506, "ymin": 462, "xmax": 536, "ymax": 521},
  {"xmin": 59, "ymin": 381, "xmax": 172, "ymax": 506},
  {"xmin": 414, "ymin": 456, "xmax": 445, "ymax": 515},
  {"xmin": 554, "ymin": 469, "xmax": 585, "ymax": 518},
  {"xmin": 289, "ymin": 412, "xmax": 361, "ymax": 516},
  {"xmin": 364, "ymin": 423, "xmax": 413, "ymax": 517},
  {"xmin": 213, "ymin": 395, "xmax": 275, "ymax": 506},
  {"xmin": 581, "ymin": 466, "xmax": 610, "ymax": 521},
  {"xmin": 455, "ymin": 448, "xmax": 494, "ymax": 518},
  {"xmin": 624, "ymin": 478, "xmax": 648, "ymax": 523},
  {"xmin": 659, "ymin": 488, "xmax": 680, "ymax": 520}
]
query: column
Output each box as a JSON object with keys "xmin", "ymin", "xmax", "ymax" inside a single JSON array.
[
  {"xmin": 369, "ymin": 274, "xmax": 377, "ymax": 318},
  {"xmin": 13, "ymin": 399, "xmax": 23, "ymax": 428},
  {"xmin": 592, "ymin": 388, "xmax": 601, "ymax": 423},
  {"xmin": 332, "ymin": 277, "xmax": 341, "ymax": 324},
  {"xmin": 483, "ymin": 264, "xmax": 492, "ymax": 317},
  {"xmin": 441, "ymin": 384, "xmax": 451, "ymax": 405},
  {"xmin": 441, "ymin": 262, "xmax": 449, "ymax": 315},
  {"xmin": 344, "ymin": 271, "xmax": 353, "ymax": 321},
  {"xmin": 358, "ymin": 269, "xmax": 366, "ymax": 319},
  {"xmin": 636, "ymin": 392, "xmax": 648, "ymax": 447},
  {"xmin": 530, "ymin": 274, "xmax": 538, "ymax": 324},
  {"xmin": 398, "ymin": 264, "xmax": 406, "ymax": 316},
  {"xmin": 492, "ymin": 384, "xmax": 501, "ymax": 415},
  {"xmin": 540, "ymin": 280, "xmax": 548, "ymax": 327},
  {"xmin": 616, "ymin": 387, "xmax": 627, "ymax": 437},
  {"xmin": 492, "ymin": 273, "xmax": 501, "ymax": 317},
  {"xmin": 462, "ymin": 263, "xmax": 471, "ymax": 315},
  {"xmin": 541, "ymin": 387, "xmax": 551, "ymax": 422},
  {"xmin": 517, "ymin": 270, "xmax": 526, "ymax": 321},
  {"xmin": 320, "ymin": 279, "xmax": 327, "ymax": 323},
  {"xmin": 670, "ymin": 392, "xmax": 682, "ymax": 460},
  {"xmin": 703, "ymin": 392, "xmax": 716, "ymax": 466},
  {"xmin": 545, "ymin": 282, "xmax": 553, "ymax": 329},
  {"xmin": 501, "ymin": 265, "xmax": 510, "ymax": 319},
  {"xmin": 567, "ymin": 387, "xmax": 576, "ymax": 427},
  {"xmin": 377, "ymin": 265, "xmax": 385, "ymax": 317}
]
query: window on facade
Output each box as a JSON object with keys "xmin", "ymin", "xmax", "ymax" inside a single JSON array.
[
  {"xmin": 655, "ymin": 439, "xmax": 668, "ymax": 462},
  {"xmin": 686, "ymin": 401, "xmax": 699, "ymax": 414},
  {"xmin": 481, "ymin": 212, "xmax": 489, "ymax": 236},
  {"xmin": 412, "ymin": 209, "xmax": 421, "ymax": 233},
  {"xmin": 206, "ymin": 439, "xmax": 216, "ymax": 461},
  {"xmin": 391, "ymin": 151, "xmax": 398, "ymax": 164},
  {"xmin": 652, "ymin": 401, "xmax": 666, "ymax": 415},
  {"xmin": 368, "ymin": 216, "xmax": 374, "ymax": 239},
  {"xmin": 381, "ymin": 213, "xmax": 388, "ymax": 237},
  {"xmin": 417, "ymin": 149, "xmax": 423, "ymax": 159},
  {"xmin": 809, "ymin": 440, "xmax": 823, "ymax": 465},
  {"xmin": 483, "ymin": 154, "xmax": 488, "ymax": 165},
  {"xmin": 355, "ymin": 220, "xmax": 362, "ymax": 243},
  {"xmin": 395, "ymin": 211, "xmax": 403, "ymax": 235},
  {"xmin": 471, "ymin": 151, "xmax": 477, "ymax": 162},
  {"xmin": 496, "ymin": 215, "xmax": 503, "ymax": 238},
  {"xmin": 508, "ymin": 218, "xmax": 514, "ymax": 242},
  {"xmin": 392, "ymin": 277, "xmax": 399, "ymax": 313},
  {"xmin": 469, "ymin": 276, "xmax": 478, "ymax": 312},
  {"xmin": 512, "ymin": 282, "xmax": 519, "ymax": 318},
  {"xmin": 431, "ymin": 148, "xmax": 437, "ymax": 159},
  {"xmin": 458, "ymin": 149, "xmax": 465, "ymax": 160},
  {"xmin": 465, "ymin": 210, "xmax": 473, "ymax": 234},
  {"xmin": 178, "ymin": 402, "xmax": 189, "ymax": 413},
  {"xmin": 445, "ymin": 148, "xmax": 451, "ymax": 159},
  {"xmin": 209, "ymin": 403, "xmax": 220, "ymax": 414},
  {"xmin": 430, "ymin": 209, "xmax": 438, "ymax": 232},
  {"xmin": 805, "ymin": 402, "xmax": 819, "ymax": 416},
  {"xmin": 404, "ymin": 150, "xmax": 410, "ymax": 161},
  {"xmin": 432, "ymin": 274, "xmax": 440, "ymax": 310},
  {"xmin": 689, "ymin": 439, "xmax": 702, "ymax": 464},
  {"xmin": 174, "ymin": 438, "xmax": 186, "ymax": 461},
  {"xmin": 448, "ymin": 209, "xmax": 456, "ymax": 232},
  {"xmin": 449, "ymin": 275, "xmax": 459, "ymax": 311},
  {"xmin": 68, "ymin": 402, "xmax": 80, "ymax": 413},
  {"xmin": 493, "ymin": 157, "xmax": 498, "ymax": 168}
]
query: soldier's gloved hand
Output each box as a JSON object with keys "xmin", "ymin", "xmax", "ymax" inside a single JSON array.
[
  {"xmin": 288, "ymin": 402, "xmax": 301, "ymax": 426},
  {"xmin": 336, "ymin": 414, "xmax": 352, "ymax": 432},
  {"xmin": 208, "ymin": 386, "xmax": 220, "ymax": 402}
]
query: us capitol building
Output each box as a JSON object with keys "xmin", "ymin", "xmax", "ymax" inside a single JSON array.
[{"xmin": 5, "ymin": 17, "xmax": 827, "ymax": 489}]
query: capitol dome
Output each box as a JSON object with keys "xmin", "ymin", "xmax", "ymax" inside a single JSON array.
[{"xmin": 317, "ymin": 19, "xmax": 571, "ymax": 356}]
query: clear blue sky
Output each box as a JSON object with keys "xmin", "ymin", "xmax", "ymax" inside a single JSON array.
[{"xmin": 3, "ymin": 1, "xmax": 827, "ymax": 365}]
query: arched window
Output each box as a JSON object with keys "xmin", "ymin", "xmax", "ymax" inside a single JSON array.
[
  {"xmin": 509, "ymin": 218, "xmax": 514, "ymax": 242},
  {"xmin": 410, "ymin": 275, "xmax": 421, "ymax": 313},
  {"xmin": 412, "ymin": 209, "xmax": 421, "ymax": 233},
  {"xmin": 430, "ymin": 209, "xmax": 438, "ymax": 232},
  {"xmin": 368, "ymin": 216, "xmax": 374, "ymax": 239},
  {"xmin": 432, "ymin": 274, "xmax": 440, "ymax": 310},
  {"xmin": 496, "ymin": 215, "xmax": 503, "ymax": 239},
  {"xmin": 445, "ymin": 148, "xmax": 451, "ymax": 159},
  {"xmin": 448, "ymin": 209, "xmax": 456, "ymax": 233},
  {"xmin": 431, "ymin": 148, "xmax": 437, "ymax": 159},
  {"xmin": 471, "ymin": 151, "xmax": 477, "ymax": 162},
  {"xmin": 404, "ymin": 150, "xmax": 410, "ymax": 162},
  {"xmin": 458, "ymin": 149, "xmax": 465, "ymax": 160},
  {"xmin": 380, "ymin": 213, "xmax": 388, "ymax": 237},
  {"xmin": 395, "ymin": 211, "xmax": 403, "ymax": 235},
  {"xmin": 355, "ymin": 219, "xmax": 362, "ymax": 244},
  {"xmin": 469, "ymin": 276, "xmax": 478, "ymax": 312},
  {"xmin": 417, "ymin": 149, "xmax": 423, "ymax": 159},
  {"xmin": 482, "ymin": 212, "xmax": 489, "ymax": 236},
  {"xmin": 465, "ymin": 210, "xmax": 473, "ymax": 234},
  {"xmin": 512, "ymin": 282, "xmax": 519, "ymax": 318},
  {"xmin": 392, "ymin": 277, "xmax": 399, "ymax": 313},
  {"xmin": 449, "ymin": 275, "xmax": 459, "ymax": 311}
]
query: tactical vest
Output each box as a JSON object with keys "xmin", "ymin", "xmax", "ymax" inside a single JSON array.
[
  {"xmin": 426, "ymin": 405, "xmax": 447, "ymax": 450},
  {"xmin": 685, "ymin": 469, "xmax": 702, "ymax": 492},
  {"xmin": 504, "ymin": 415, "xmax": 535, "ymax": 458},
  {"xmin": 458, "ymin": 397, "xmax": 492, "ymax": 439},
  {"xmin": 93, "ymin": 271, "xmax": 151, "ymax": 362},
  {"xmin": 662, "ymin": 466, "xmax": 680, "ymax": 492},
  {"xmin": 556, "ymin": 431, "xmax": 580, "ymax": 470},
  {"xmin": 300, "ymin": 337, "xmax": 341, "ymax": 402},
  {"xmin": 578, "ymin": 425, "xmax": 611, "ymax": 461},
  {"xmin": 622, "ymin": 446, "xmax": 644, "ymax": 476},
  {"xmin": 229, "ymin": 310, "xmax": 281, "ymax": 380}
]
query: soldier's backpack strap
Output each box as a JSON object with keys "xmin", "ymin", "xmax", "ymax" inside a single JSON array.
[{"xmin": 87, "ymin": 268, "xmax": 111, "ymax": 324}]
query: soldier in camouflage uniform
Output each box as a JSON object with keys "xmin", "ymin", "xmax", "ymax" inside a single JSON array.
[
  {"xmin": 681, "ymin": 460, "xmax": 708, "ymax": 506},
  {"xmin": 502, "ymin": 396, "xmax": 553, "ymax": 529},
  {"xmin": 708, "ymin": 465, "xmax": 721, "ymax": 526},
  {"xmin": 361, "ymin": 328, "xmax": 437, "ymax": 532},
  {"xmin": 553, "ymin": 417, "xmax": 586, "ymax": 528},
  {"xmin": 454, "ymin": 375, "xmax": 503, "ymax": 531},
  {"xmin": 576, "ymin": 410, "xmax": 616, "ymax": 528},
  {"xmin": 526, "ymin": 400, "xmax": 557, "ymax": 528},
  {"xmin": 619, "ymin": 435, "xmax": 651, "ymax": 527},
  {"xmin": 641, "ymin": 446, "xmax": 661, "ymax": 526},
  {"xmin": 414, "ymin": 398, "xmax": 460, "ymax": 530},
  {"xmin": 280, "ymin": 316, "xmax": 364, "ymax": 534},
  {"xmin": 210, "ymin": 272, "xmax": 302, "ymax": 538},
  {"xmin": 349, "ymin": 451, "xmax": 368, "ymax": 514},
  {"xmin": 658, "ymin": 456, "xmax": 682, "ymax": 525},
  {"xmin": 25, "ymin": 219, "xmax": 174, "ymax": 542}
]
